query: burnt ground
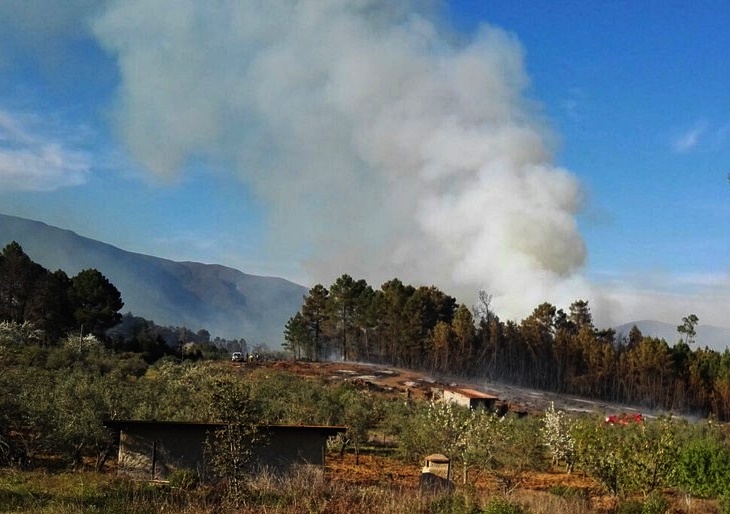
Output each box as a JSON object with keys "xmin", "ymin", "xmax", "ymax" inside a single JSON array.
[{"xmin": 238, "ymin": 359, "xmax": 654, "ymax": 419}]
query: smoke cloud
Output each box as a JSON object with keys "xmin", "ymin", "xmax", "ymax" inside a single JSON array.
[
  {"xmin": 0, "ymin": 110, "xmax": 91, "ymax": 192},
  {"xmin": 92, "ymin": 0, "xmax": 592, "ymax": 320}
]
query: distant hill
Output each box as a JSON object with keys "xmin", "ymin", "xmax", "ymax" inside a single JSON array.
[
  {"xmin": 0, "ymin": 213, "xmax": 307, "ymax": 346},
  {"xmin": 615, "ymin": 320, "xmax": 730, "ymax": 352}
]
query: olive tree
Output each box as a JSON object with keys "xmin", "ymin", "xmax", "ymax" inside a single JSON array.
[
  {"xmin": 205, "ymin": 377, "xmax": 264, "ymax": 506},
  {"xmin": 461, "ymin": 409, "xmax": 512, "ymax": 484},
  {"xmin": 574, "ymin": 416, "xmax": 679, "ymax": 497},
  {"xmin": 338, "ymin": 385, "xmax": 380, "ymax": 464}
]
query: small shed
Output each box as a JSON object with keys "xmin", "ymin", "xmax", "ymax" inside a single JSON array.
[
  {"xmin": 422, "ymin": 453, "xmax": 450, "ymax": 479},
  {"xmin": 420, "ymin": 453, "xmax": 454, "ymax": 492},
  {"xmin": 104, "ymin": 420, "xmax": 345, "ymax": 481},
  {"xmin": 443, "ymin": 388, "xmax": 498, "ymax": 411}
]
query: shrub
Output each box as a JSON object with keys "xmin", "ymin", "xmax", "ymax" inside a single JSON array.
[
  {"xmin": 427, "ymin": 493, "xmax": 481, "ymax": 514},
  {"xmin": 492, "ymin": 416, "xmax": 547, "ymax": 494},
  {"xmin": 482, "ymin": 497, "xmax": 529, "ymax": 514},
  {"xmin": 204, "ymin": 378, "xmax": 263, "ymax": 507},
  {"xmin": 719, "ymin": 491, "xmax": 730, "ymax": 514},
  {"xmin": 616, "ymin": 500, "xmax": 643, "ymax": 514},
  {"xmin": 615, "ymin": 493, "xmax": 669, "ymax": 514},
  {"xmin": 674, "ymin": 431, "xmax": 730, "ymax": 498},
  {"xmin": 572, "ymin": 416, "xmax": 678, "ymax": 496},
  {"xmin": 642, "ymin": 492, "xmax": 670, "ymax": 514},
  {"xmin": 168, "ymin": 468, "xmax": 199, "ymax": 490}
]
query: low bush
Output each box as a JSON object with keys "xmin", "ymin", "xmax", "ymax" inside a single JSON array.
[
  {"xmin": 616, "ymin": 500, "xmax": 643, "ymax": 514},
  {"xmin": 642, "ymin": 492, "xmax": 670, "ymax": 514},
  {"xmin": 674, "ymin": 430, "xmax": 730, "ymax": 498},
  {"xmin": 427, "ymin": 493, "xmax": 481, "ymax": 514},
  {"xmin": 482, "ymin": 497, "xmax": 529, "ymax": 514},
  {"xmin": 547, "ymin": 485, "xmax": 589, "ymax": 502},
  {"xmin": 168, "ymin": 468, "xmax": 200, "ymax": 490},
  {"xmin": 719, "ymin": 491, "xmax": 730, "ymax": 514},
  {"xmin": 615, "ymin": 493, "xmax": 669, "ymax": 514}
]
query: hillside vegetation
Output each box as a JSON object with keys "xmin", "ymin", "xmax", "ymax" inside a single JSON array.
[
  {"xmin": 0, "ymin": 213, "xmax": 307, "ymax": 343},
  {"xmin": 2, "ymin": 347, "xmax": 730, "ymax": 513},
  {"xmin": 3, "ymin": 240, "xmax": 730, "ymax": 512},
  {"xmin": 287, "ymin": 277, "xmax": 730, "ymax": 421}
]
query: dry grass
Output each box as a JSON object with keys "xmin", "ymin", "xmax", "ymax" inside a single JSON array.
[
  {"xmin": 2, "ymin": 356, "xmax": 724, "ymax": 513},
  {"xmin": 0, "ymin": 464, "xmax": 723, "ymax": 514}
]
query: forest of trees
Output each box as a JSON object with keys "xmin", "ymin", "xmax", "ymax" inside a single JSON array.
[
  {"xmin": 5, "ymin": 241, "xmax": 730, "ymax": 511},
  {"xmin": 5, "ymin": 236, "xmax": 730, "ymax": 422},
  {"xmin": 286, "ymin": 275, "xmax": 730, "ymax": 420},
  {"xmin": 0, "ymin": 241, "xmax": 246, "ymax": 360},
  {"xmin": 0, "ymin": 241, "xmax": 124, "ymax": 343}
]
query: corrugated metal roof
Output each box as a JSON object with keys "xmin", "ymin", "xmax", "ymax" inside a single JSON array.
[
  {"xmin": 451, "ymin": 388, "xmax": 498, "ymax": 399},
  {"xmin": 104, "ymin": 420, "xmax": 346, "ymax": 433}
]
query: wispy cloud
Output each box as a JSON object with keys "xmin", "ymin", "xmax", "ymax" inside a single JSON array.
[
  {"xmin": 673, "ymin": 122, "xmax": 707, "ymax": 153},
  {"xmin": 0, "ymin": 109, "xmax": 91, "ymax": 191}
]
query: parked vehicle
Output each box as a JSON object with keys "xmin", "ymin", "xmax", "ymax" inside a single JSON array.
[
  {"xmin": 604, "ymin": 413, "xmax": 643, "ymax": 425},
  {"xmin": 231, "ymin": 352, "xmax": 243, "ymax": 362}
]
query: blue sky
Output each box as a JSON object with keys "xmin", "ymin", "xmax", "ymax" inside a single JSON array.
[{"xmin": 0, "ymin": 1, "xmax": 728, "ymax": 329}]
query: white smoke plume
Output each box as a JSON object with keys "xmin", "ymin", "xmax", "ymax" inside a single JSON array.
[{"xmin": 92, "ymin": 0, "xmax": 593, "ymax": 321}]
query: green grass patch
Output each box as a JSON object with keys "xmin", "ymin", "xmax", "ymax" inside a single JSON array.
[
  {"xmin": 547, "ymin": 484, "xmax": 589, "ymax": 501},
  {"xmin": 0, "ymin": 470, "xmax": 210, "ymax": 514}
]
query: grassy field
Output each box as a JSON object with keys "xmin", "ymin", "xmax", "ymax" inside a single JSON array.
[
  {"xmin": 2, "ymin": 359, "xmax": 727, "ymax": 514},
  {"xmin": 0, "ymin": 450, "xmax": 722, "ymax": 514}
]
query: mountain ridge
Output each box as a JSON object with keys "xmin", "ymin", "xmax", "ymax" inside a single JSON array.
[
  {"xmin": 0, "ymin": 213, "xmax": 307, "ymax": 346},
  {"xmin": 615, "ymin": 319, "xmax": 730, "ymax": 352},
  {"xmin": 3, "ymin": 213, "xmax": 729, "ymax": 352}
]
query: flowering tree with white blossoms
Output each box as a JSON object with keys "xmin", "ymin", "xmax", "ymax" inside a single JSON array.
[
  {"xmin": 63, "ymin": 333, "xmax": 102, "ymax": 355},
  {"xmin": 426, "ymin": 400, "xmax": 472, "ymax": 481},
  {"xmin": 541, "ymin": 402, "xmax": 575, "ymax": 472},
  {"xmin": 426, "ymin": 401, "xmax": 514, "ymax": 484},
  {"xmin": 462, "ymin": 408, "xmax": 513, "ymax": 484},
  {"xmin": 0, "ymin": 321, "xmax": 44, "ymax": 346}
]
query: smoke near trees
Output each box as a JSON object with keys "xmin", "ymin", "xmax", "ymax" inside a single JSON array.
[
  {"xmin": 4, "ymin": 236, "xmax": 730, "ymax": 422},
  {"xmin": 287, "ymin": 274, "xmax": 730, "ymax": 421},
  {"xmin": 89, "ymin": 0, "xmax": 591, "ymax": 322}
]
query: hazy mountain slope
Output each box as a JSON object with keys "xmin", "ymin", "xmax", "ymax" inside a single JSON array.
[
  {"xmin": 0, "ymin": 213, "xmax": 307, "ymax": 345},
  {"xmin": 616, "ymin": 320, "xmax": 730, "ymax": 352},
  {"xmin": 4, "ymin": 212, "xmax": 728, "ymax": 352}
]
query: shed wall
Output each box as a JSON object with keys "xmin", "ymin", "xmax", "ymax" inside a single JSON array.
[
  {"xmin": 118, "ymin": 425, "xmax": 208, "ymax": 480},
  {"xmin": 115, "ymin": 424, "xmax": 337, "ymax": 480}
]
